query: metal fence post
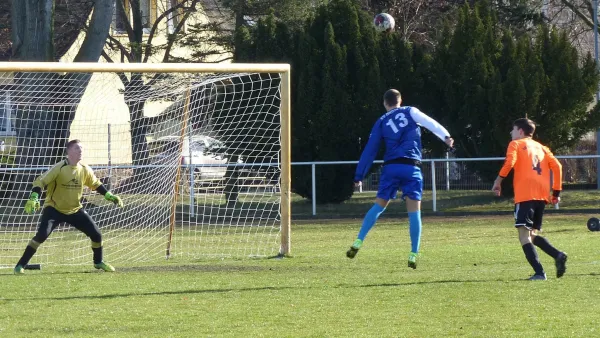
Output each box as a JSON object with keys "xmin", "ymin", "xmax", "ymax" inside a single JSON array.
[
  {"xmin": 312, "ymin": 164, "xmax": 317, "ymax": 216},
  {"xmin": 445, "ymin": 152, "xmax": 450, "ymax": 191},
  {"xmin": 431, "ymin": 160, "xmax": 437, "ymax": 212},
  {"xmin": 107, "ymin": 124, "xmax": 112, "ymax": 191},
  {"xmin": 189, "ymin": 134, "xmax": 195, "ymax": 217},
  {"xmin": 595, "ymin": 0, "xmax": 600, "ymax": 188}
]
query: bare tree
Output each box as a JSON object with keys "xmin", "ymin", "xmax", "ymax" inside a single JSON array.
[
  {"xmin": 6, "ymin": 0, "xmax": 113, "ymax": 195},
  {"xmin": 98, "ymin": 0, "xmax": 207, "ymax": 190},
  {"xmin": 360, "ymin": 0, "xmax": 598, "ymax": 53},
  {"xmin": 539, "ymin": 0, "xmax": 597, "ymax": 55}
]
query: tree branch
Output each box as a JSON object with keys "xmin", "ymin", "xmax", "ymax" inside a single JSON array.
[
  {"xmin": 116, "ymin": 0, "xmax": 136, "ymax": 44},
  {"xmin": 585, "ymin": 0, "xmax": 594, "ymax": 21},
  {"xmin": 106, "ymin": 35, "xmax": 133, "ymax": 63},
  {"xmin": 143, "ymin": 0, "xmax": 201, "ymax": 89},
  {"xmin": 209, "ymin": 56, "xmax": 234, "ymax": 63},
  {"xmin": 559, "ymin": 0, "xmax": 594, "ymax": 28},
  {"xmin": 101, "ymin": 50, "xmax": 114, "ymax": 62},
  {"xmin": 101, "ymin": 50, "xmax": 130, "ymax": 87},
  {"xmin": 129, "ymin": 0, "xmax": 144, "ymax": 61},
  {"xmin": 162, "ymin": 0, "xmax": 201, "ymax": 63},
  {"xmin": 143, "ymin": 0, "xmax": 196, "ymax": 63}
]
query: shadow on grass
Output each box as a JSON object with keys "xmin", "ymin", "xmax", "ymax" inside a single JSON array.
[
  {"xmin": 0, "ymin": 263, "xmax": 276, "ymax": 276},
  {"xmin": 567, "ymin": 272, "xmax": 600, "ymax": 277},
  {"xmin": 116, "ymin": 264, "xmax": 271, "ymax": 273},
  {"xmin": 350, "ymin": 271, "xmax": 600, "ymax": 287},
  {"xmin": 545, "ymin": 228, "xmax": 581, "ymax": 234},
  {"xmin": 349, "ymin": 278, "xmax": 531, "ymax": 288},
  {"xmin": 0, "ymin": 285, "xmax": 294, "ymax": 302}
]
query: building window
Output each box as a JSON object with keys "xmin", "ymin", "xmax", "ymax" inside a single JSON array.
[
  {"xmin": 114, "ymin": 0, "xmax": 157, "ymax": 34},
  {"xmin": 167, "ymin": 0, "xmax": 185, "ymax": 34},
  {"xmin": 114, "ymin": 0, "xmax": 129, "ymax": 33}
]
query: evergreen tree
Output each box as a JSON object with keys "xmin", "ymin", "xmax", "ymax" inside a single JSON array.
[
  {"xmin": 425, "ymin": 0, "xmax": 600, "ymax": 196},
  {"xmin": 233, "ymin": 0, "xmax": 424, "ymax": 203}
]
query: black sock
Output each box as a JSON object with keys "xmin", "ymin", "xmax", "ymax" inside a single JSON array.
[
  {"xmin": 532, "ymin": 236, "xmax": 560, "ymax": 259},
  {"xmin": 92, "ymin": 247, "xmax": 103, "ymax": 264},
  {"xmin": 16, "ymin": 245, "xmax": 37, "ymax": 267},
  {"xmin": 522, "ymin": 243, "xmax": 544, "ymax": 275}
]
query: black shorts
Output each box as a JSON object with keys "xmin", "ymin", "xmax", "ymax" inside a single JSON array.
[
  {"xmin": 514, "ymin": 200, "xmax": 546, "ymax": 230},
  {"xmin": 33, "ymin": 206, "xmax": 101, "ymax": 243}
]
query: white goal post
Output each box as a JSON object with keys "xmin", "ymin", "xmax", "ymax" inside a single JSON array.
[{"xmin": 0, "ymin": 62, "xmax": 291, "ymax": 267}]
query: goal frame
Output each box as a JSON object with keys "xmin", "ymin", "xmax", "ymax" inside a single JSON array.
[{"xmin": 0, "ymin": 61, "xmax": 292, "ymax": 256}]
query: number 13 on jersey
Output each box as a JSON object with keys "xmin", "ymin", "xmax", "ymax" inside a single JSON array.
[{"xmin": 386, "ymin": 113, "xmax": 408, "ymax": 133}]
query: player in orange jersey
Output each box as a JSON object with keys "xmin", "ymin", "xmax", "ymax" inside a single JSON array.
[{"xmin": 492, "ymin": 118, "xmax": 567, "ymax": 280}]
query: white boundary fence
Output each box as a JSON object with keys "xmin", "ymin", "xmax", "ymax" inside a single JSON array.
[
  {"xmin": 294, "ymin": 154, "xmax": 600, "ymax": 216},
  {"xmin": 2, "ymin": 154, "xmax": 599, "ymax": 217}
]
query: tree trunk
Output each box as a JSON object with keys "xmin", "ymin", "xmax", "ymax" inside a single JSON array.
[
  {"xmin": 223, "ymin": 156, "xmax": 240, "ymax": 209},
  {"xmin": 11, "ymin": 0, "xmax": 54, "ymax": 61},
  {"xmin": 9, "ymin": 0, "xmax": 114, "ymax": 197},
  {"xmin": 10, "ymin": 71, "xmax": 89, "ymax": 194},
  {"xmin": 122, "ymin": 73, "xmax": 155, "ymax": 193}
]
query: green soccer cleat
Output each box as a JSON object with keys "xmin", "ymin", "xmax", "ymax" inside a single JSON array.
[
  {"xmin": 408, "ymin": 252, "xmax": 418, "ymax": 269},
  {"xmin": 13, "ymin": 265, "xmax": 24, "ymax": 275},
  {"xmin": 346, "ymin": 239, "xmax": 363, "ymax": 259},
  {"xmin": 94, "ymin": 262, "xmax": 115, "ymax": 272}
]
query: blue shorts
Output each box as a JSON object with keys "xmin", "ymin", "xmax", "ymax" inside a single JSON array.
[{"xmin": 376, "ymin": 164, "xmax": 423, "ymax": 201}]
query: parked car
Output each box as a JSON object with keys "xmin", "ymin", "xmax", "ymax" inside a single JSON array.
[{"xmin": 148, "ymin": 135, "xmax": 235, "ymax": 180}]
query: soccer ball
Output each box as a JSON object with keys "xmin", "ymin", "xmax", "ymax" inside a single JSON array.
[{"xmin": 373, "ymin": 13, "xmax": 395, "ymax": 33}]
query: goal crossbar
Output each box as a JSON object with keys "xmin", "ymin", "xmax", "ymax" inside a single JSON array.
[{"xmin": 0, "ymin": 62, "xmax": 290, "ymax": 74}]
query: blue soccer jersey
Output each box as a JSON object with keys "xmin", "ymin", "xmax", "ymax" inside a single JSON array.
[{"xmin": 354, "ymin": 106, "xmax": 450, "ymax": 183}]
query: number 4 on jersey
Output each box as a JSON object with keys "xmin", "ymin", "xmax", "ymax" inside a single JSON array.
[{"xmin": 532, "ymin": 155, "xmax": 542, "ymax": 175}]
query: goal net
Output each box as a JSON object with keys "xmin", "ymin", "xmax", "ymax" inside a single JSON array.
[{"xmin": 0, "ymin": 62, "xmax": 291, "ymax": 268}]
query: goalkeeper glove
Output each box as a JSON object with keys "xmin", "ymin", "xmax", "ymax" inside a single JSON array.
[
  {"xmin": 24, "ymin": 192, "xmax": 40, "ymax": 214},
  {"xmin": 104, "ymin": 192, "xmax": 123, "ymax": 208}
]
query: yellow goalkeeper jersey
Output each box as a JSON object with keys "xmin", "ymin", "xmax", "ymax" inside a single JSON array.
[{"xmin": 33, "ymin": 159, "xmax": 102, "ymax": 215}]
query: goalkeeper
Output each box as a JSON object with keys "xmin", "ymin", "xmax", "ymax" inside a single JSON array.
[{"xmin": 14, "ymin": 139, "xmax": 123, "ymax": 274}]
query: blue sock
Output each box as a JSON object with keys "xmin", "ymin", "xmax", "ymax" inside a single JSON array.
[
  {"xmin": 408, "ymin": 211, "xmax": 422, "ymax": 253},
  {"xmin": 357, "ymin": 204, "xmax": 386, "ymax": 241}
]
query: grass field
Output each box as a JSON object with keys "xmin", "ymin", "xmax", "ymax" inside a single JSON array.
[{"xmin": 1, "ymin": 214, "xmax": 600, "ymax": 337}]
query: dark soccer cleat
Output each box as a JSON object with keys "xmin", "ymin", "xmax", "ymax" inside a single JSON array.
[
  {"xmin": 408, "ymin": 252, "xmax": 417, "ymax": 269},
  {"xmin": 528, "ymin": 273, "xmax": 547, "ymax": 281},
  {"xmin": 555, "ymin": 252, "xmax": 568, "ymax": 278},
  {"xmin": 346, "ymin": 239, "xmax": 363, "ymax": 259},
  {"xmin": 346, "ymin": 247, "xmax": 359, "ymax": 259}
]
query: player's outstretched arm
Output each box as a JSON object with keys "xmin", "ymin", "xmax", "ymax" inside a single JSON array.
[
  {"xmin": 95, "ymin": 185, "xmax": 124, "ymax": 208},
  {"xmin": 104, "ymin": 192, "xmax": 123, "ymax": 208},
  {"xmin": 26, "ymin": 163, "xmax": 62, "ymax": 212},
  {"xmin": 409, "ymin": 108, "xmax": 453, "ymax": 147},
  {"xmin": 355, "ymin": 120, "xmax": 383, "ymax": 183},
  {"xmin": 84, "ymin": 165, "xmax": 123, "ymax": 208},
  {"xmin": 24, "ymin": 191, "xmax": 41, "ymax": 214},
  {"xmin": 492, "ymin": 141, "xmax": 518, "ymax": 196},
  {"xmin": 24, "ymin": 165, "xmax": 60, "ymax": 214}
]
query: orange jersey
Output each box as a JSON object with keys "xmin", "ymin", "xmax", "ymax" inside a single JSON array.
[{"xmin": 498, "ymin": 138, "xmax": 562, "ymax": 204}]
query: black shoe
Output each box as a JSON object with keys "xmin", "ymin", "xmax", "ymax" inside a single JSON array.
[
  {"xmin": 528, "ymin": 273, "xmax": 547, "ymax": 281},
  {"xmin": 408, "ymin": 252, "xmax": 417, "ymax": 269},
  {"xmin": 555, "ymin": 252, "xmax": 568, "ymax": 278},
  {"xmin": 346, "ymin": 247, "xmax": 359, "ymax": 259}
]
